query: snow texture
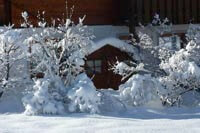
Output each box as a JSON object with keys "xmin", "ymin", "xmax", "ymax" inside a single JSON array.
[
  {"xmin": 67, "ymin": 73, "xmax": 101, "ymax": 113},
  {"xmin": 0, "ymin": 107, "xmax": 200, "ymax": 133},
  {"xmin": 22, "ymin": 77, "xmax": 65, "ymax": 115},
  {"xmin": 119, "ymin": 74, "xmax": 162, "ymax": 107},
  {"xmin": 159, "ymin": 41, "xmax": 200, "ymax": 106},
  {"xmin": 86, "ymin": 37, "xmax": 140, "ymax": 61}
]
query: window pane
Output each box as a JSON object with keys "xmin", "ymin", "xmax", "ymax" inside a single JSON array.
[
  {"xmin": 95, "ymin": 60, "xmax": 101, "ymax": 67},
  {"xmin": 95, "ymin": 67, "xmax": 101, "ymax": 73},
  {"xmin": 88, "ymin": 69, "xmax": 93, "ymax": 74},
  {"xmin": 86, "ymin": 67, "xmax": 94, "ymax": 74},
  {"xmin": 86, "ymin": 61, "xmax": 94, "ymax": 67}
]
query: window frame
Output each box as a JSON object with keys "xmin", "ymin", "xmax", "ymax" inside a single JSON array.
[{"xmin": 86, "ymin": 59, "xmax": 102, "ymax": 75}]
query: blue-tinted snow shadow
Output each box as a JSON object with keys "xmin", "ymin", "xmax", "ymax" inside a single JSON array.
[
  {"xmin": 39, "ymin": 107, "xmax": 200, "ymax": 121},
  {"xmin": 97, "ymin": 107, "xmax": 200, "ymax": 120}
]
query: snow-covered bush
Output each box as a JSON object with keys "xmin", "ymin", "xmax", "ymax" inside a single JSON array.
[
  {"xmin": 186, "ymin": 24, "xmax": 200, "ymax": 44},
  {"xmin": 111, "ymin": 61, "xmax": 146, "ymax": 81},
  {"xmin": 23, "ymin": 76, "xmax": 65, "ymax": 115},
  {"xmin": 159, "ymin": 41, "xmax": 200, "ymax": 106},
  {"xmin": 67, "ymin": 73, "xmax": 101, "ymax": 113},
  {"xmin": 0, "ymin": 24, "xmax": 29, "ymax": 100},
  {"xmin": 24, "ymin": 13, "xmax": 93, "ymax": 86},
  {"xmin": 119, "ymin": 74, "xmax": 162, "ymax": 106},
  {"xmin": 0, "ymin": 25, "xmax": 26, "ymax": 81},
  {"xmin": 22, "ymin": 11, "xmax": 99, "ymax": 114},
  {"xmin": 112, "ymin": 14, "xmax": 200, "ymax": 107},
  {"xmin": 151, "ymin": 14, "xmax": 172, "ymax": 36}
]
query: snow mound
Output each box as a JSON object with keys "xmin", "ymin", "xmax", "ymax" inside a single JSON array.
[
  {"xmin": 67, "ymin": 73, "xmax": 101, "ymax": 114},
  {"xmin": 22, "ymin": 78, "xmax": 65, "ymax": 115},
  {"xmin": 119, "ymin": 74, "xmax": 161, "ymax": 107}
]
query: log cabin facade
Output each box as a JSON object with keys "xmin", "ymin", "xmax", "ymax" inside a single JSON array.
[
  {"xmin": 0, "ymin": 0, "xmax": 200, "ymax": 89},
  {"xmin": 0, "ymin": 0, "xmax": 129, "ymax": 26},
  {"xmin": 1, "ymin": 0, "xmax": 200, "ymax": 27}
]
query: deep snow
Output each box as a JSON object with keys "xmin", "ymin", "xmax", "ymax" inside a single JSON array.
[
  {"xmin": 0, "ymin": 107, "xmax": 200, "ymax": 133},
  {"xmin": 1, "ymin": 88, "xmax": 199, "ymax": 133}
]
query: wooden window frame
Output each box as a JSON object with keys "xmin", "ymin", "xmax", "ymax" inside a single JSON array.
[{"xmin": 86, "ymin": 60, "xmax": 102, "ymax": 75}]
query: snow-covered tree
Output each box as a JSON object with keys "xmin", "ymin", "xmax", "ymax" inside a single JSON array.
[
  {"xmin": 0, "ymin": 25, "xmax": 23, "ymax": 81},
  {"xmin": 110, "ymin": 35, "xmax": 164, "ymax": 107},
  {"xmin": 0, "ymin": 24, "xmax": 27, "ymax": 98},
  {"xmin": 22, "ymin": 10, "xmax": 100, "ymax": 114},
  {"xmin": 111, "ymin": 14, "xmax": 200, "ymax": 107},
  {"xmin": 111, "ymin": 61, "xmax": 146, "ymax": 81},
  {"xmin": 24, "ymin": 14, "xmax": 93, "ymax": 85}
]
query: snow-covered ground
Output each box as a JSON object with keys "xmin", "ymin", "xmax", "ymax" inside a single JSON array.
[{"xmin": 0, "ymin": 107, "xmax": 200, "ymax": 133}]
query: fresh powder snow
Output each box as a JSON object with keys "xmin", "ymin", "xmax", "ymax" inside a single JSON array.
[{"xmin": 0, "ymin": 107, "xmax": 200, "ymax": 133}]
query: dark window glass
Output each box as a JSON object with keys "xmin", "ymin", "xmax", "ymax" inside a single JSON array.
[{"xmin": 86, "ymin": 60, "xmax": 102, "ymax": 74}]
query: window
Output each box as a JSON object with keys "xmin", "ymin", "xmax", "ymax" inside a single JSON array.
[{"xmin": 86, "ymin": 60, "xmax": 102, "ymax": 74}]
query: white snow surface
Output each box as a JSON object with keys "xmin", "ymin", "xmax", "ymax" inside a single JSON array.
[
  {"xmin": 0, "ymin": 107, "xmax": 200, "ymax": 133},
  {"xmin": 88, "ymin": 37, "xmax": 138, "ymax": 55},
  {"xmin": 85, "ymin": 37, "xmax": 140, "ymax": 61}
]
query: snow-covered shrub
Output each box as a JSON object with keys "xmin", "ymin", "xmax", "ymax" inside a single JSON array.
[
  {"xmin": 119, "ymin": 74, "xmax": 162, "ymax": 106},
  {"xmin": 111, "ymin": 14, "xmax": 200, "ymax": 108},
  {"xmin": 0, "ymin": 24, "xmax": 29, "ymax": 100},
  {"xmin": 21, "ymin": 11, "xmax": 99, "ymax": 114},
  {"xmin": 0, "ymin": 25, "xmax": 26, "ymax": 81},
  {"xmin": 67, "ymin": 73, "xmax": 101, "ymax": 113},
  {"xmin": 186, "ymin": 24, "xmax": 200, "ymax": 44},
  {"xmin": 111, "ymin": 61, "xmax": 146, "ymax": 81},
  {"xmin": 151, "ymin": 14, "xmax": 172, "ymax": 36},
  {"xmin": 110, "ymin": 16, "xmax": 169, "ymax": 107},
  {"xmin": 22, "ymin": 76, "xmax": 65, "ymax": 115},
  {"xmin": 24, "ymin": 13, "xmax": 93, "ymax": 86},
  {"xmin": 159, "ymin": 41, "xmax": 200, "ymax": 106}
]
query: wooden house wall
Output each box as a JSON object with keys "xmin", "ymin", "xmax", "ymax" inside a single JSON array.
[
  {"xmin": 0, "ymin": 0, "xmax": 11, "ymax": 25},
  {"xmin": 1, "ymin": 0, "xmax": 200, "ymax": 29},
  {"xmin": 86, "ymin": 45, "xmax": 132, "ymax": 89},
  {"xmin": 0, "ymin": 0, "xmax": 4, "ymax": 25},
  {"xmin": 11, "ymin": 0, "xmax": 128, "ymax": 27},
  {"xmin": 130, "ymin": 0, "xmax": 200, "ymax": 27}
]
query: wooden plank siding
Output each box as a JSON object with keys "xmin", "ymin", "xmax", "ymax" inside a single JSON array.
[
  {"xmin": 0, "ymin": 0, "xmax": 4, "ymax": 25},
  {"xmin": 0, "ymin": 0, "xmax": 11, "ymax": 25},
  {"xmin": 191, "ymin": 0, "xmax": 198, "ymax": 23},
  {"xmin": 11, "ymin": 0, "xmax": 129, "ymax": 27},
  {"xmin": 130, "ymin": 0, "xmax": 200, "ymax": 26},
  {"xmin": 166, "ymin": 0, "xmax": 172, "ymax": 22},
  {"xmin": 0, "ymin": 0, "xmax": 200, "ymax": 27},
  {"xmin": 178, "ymin": 0, "xmax": 183, "ymax": 24},
  {"xmin": 144, "ymin": 0, "xmax": 151, "ymax": 24}
]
